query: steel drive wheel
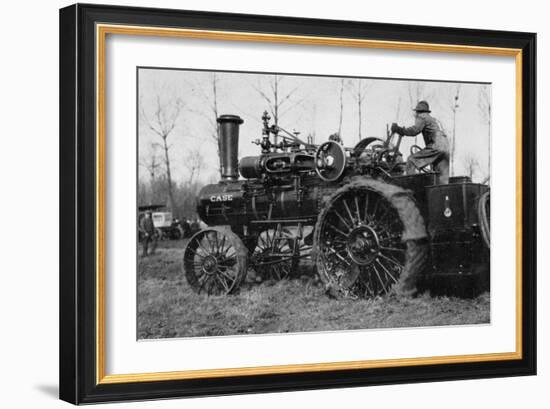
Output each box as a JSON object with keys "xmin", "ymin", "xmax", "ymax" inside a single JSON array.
[
  {"xmin": 183, "ymin": 227, "xmax": 248, "ymax": 295},
  {"xmin": 313, "ymin": 178, "xmax": 428, "ymax": 298},
  {"xmin": 250, "ymin": 229, "xmax": 298, "ymax": 281}
]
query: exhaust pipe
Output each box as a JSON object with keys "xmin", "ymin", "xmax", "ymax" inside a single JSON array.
[{"xmin": 217, "ymin": 114, "xmax": 243, "ymax": 181}]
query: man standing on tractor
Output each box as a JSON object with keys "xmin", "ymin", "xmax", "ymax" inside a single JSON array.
[
  {"xmin": 140, "ymin": 210, "xmax": 157, "ymax": 257},
  {"xmin": 391, "ymin": 100, "xmax": 450, "ymax": 184},
  {"xmin": 328, "ymin": 132, "xmax": 343, "ymax": 144}
]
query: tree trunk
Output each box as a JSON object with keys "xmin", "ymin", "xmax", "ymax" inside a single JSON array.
[
  {"xmin": 338, "ymin": 80, "xmax": 344, "ymax": 136},
  {"xmin": 487, "ymin": 107, "xmax": 491, "ymax": 181},
  {"xmin": 273, "ymin": 77, "xmax": 279, "ymax": 125},
  {"xmin": 358, "ymin": 96, "xmax": 362, "ymax": 141},
  {"xmin": 162, "ymin": 136, "xmax": 175, "ymax": 212},
  {"xmin": 212, "ymin": 75, "xmax": 222, "ymax": 178}
]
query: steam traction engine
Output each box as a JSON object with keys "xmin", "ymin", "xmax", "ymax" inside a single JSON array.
[{"xmin": 183, "ymin": 112, "xmax": 490, "ymax": 298}]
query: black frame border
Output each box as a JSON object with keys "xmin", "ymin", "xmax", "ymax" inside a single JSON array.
[{"xmin": 59, "ymin": 3, "xmax": 536, "ymax": 404}]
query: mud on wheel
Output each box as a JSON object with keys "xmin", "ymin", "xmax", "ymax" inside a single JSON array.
[
  {"xmin": 313, "ymin": 178, "xmax": 428, "ymax": 298},
  {"xmin": 183, "ymin": 227, "xmax": 248, "ymax": 295}
]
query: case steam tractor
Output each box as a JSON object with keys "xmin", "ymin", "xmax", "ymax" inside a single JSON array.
[{"xmin": 183, "ymin": 112, "xmax": 490, "ymax": 298}]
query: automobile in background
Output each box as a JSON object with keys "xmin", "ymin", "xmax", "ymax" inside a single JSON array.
[{"xmin": 138, "ymin": 204, "xmax": 188, "ymax": 241}]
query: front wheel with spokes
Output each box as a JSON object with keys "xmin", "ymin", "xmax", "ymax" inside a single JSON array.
[
  {"xmin": 183, "ymin": 227, "xmax": 248, "ymax": 296},
  {"xmin": 313, "ymin": 179, "xmax": 428, "ymax": 298}
]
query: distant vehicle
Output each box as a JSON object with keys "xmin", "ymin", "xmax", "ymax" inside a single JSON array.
[
  {"xmin": 138, "ymin": 204, "xmax": 185, "ymax": 240},
  {"xmin": 180, "ymin": 218, "xmax": 202, "ymax": 238}
]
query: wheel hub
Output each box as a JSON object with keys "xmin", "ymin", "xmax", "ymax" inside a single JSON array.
[
  {"xmin": 202, "ymin": 255, "xmax": 218, "ymax": 273},
  {"xmin": 346, "ymin": 225, "xmax": 380, "ymax": 266}
]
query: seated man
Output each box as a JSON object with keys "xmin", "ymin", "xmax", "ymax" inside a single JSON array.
[{"xmin": 391, "ymin": 100, "xmax": 450, "ymax": 184}]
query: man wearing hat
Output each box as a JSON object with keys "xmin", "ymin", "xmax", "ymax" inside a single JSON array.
[
  {"xmin": 139, "ymin": 210, "xmax": 157, "ymax": 257},
  {"xmin": 391, "ymin": 100, "xmax": 450, "ymax": 184},
  {"xmin": 328, "ymin": 132, "xmax": 343, "ymax": 144}
]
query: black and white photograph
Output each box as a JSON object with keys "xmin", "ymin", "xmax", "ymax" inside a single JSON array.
[
  {"xmin": 51, "ymin": 2, "xmax": 537, "ymax": 405},
  {"xmin": 137, "ymin": 68, "xmax": 492, "ymax": 339}
]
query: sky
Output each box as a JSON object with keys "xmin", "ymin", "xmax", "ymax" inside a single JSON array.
[{"xmin": 138, "ymin": 68, "xmax": 491, "ymax": 185}]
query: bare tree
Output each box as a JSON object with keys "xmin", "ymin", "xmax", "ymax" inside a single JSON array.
[
  {"xmin": 138, "ymin": 143, "xmax": 162, "ymax": 204},
  {"xmin": 194, "ymin": 73, "xmax": 222, "ymax": 175},
  {"xmin": 449, "ymin": 84, "xmax": 461, "ymax": 175},
  {"xmin": 478, "ymin": 85, "xmax": 492, "ymax": 180},
  {"xmin": 462, "ymin": 153, "xmax": 480, "ymax": 181},
  {"xmin": 140, "ymin": 91, "xmax": 184, "ymax": 212},
  {"xmin": 337, "ymin": 78, "xmax": 345, "ymax": 136},
  {"xmin": 139, "ymin": 143, "xmax": 161, "ymax": 183},
  {"xmin": 394, "ymin": 95, "xmax": 401, "ymax": 121},
  {"xmin": 407, "ymin": 82, "xmax": 427, "ymax": 113},
  {"xmin": 346, "ymin": 79, "xmax": 372, "ymax": 141},
  {"xmin": 183, "ymin": 148, "xmax": 205, "ymax": 187},
  {"xmin": 253, "ymin": 75, "xmax": 305, "ymax": 127},
  {"xmin": 308, "ymin": 103, "xmax": 317, "ymax": 143}
]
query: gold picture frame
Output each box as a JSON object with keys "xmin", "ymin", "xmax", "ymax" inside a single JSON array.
[{"xmin": 60, "ymin": 4, "xmax": 536, "ymax": 404}]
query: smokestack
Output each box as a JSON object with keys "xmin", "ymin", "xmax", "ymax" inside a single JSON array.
[{"xmin": 217, "ymin": 114, "xmax": 244, "ymax": 181}]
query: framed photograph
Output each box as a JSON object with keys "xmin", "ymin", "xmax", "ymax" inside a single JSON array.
[{"xmin": 59, "ymin": 3, "xmax": 536, "ymax": 404}]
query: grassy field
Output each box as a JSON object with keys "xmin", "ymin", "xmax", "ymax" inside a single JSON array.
[{"xmin": 138, "ymin": 240, "xmax": 490, "ymax": 339}]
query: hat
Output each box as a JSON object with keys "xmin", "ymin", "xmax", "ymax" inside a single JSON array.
[{"xmin": 413, "ymin": 100, "xmax": 431, "ymax": 113}]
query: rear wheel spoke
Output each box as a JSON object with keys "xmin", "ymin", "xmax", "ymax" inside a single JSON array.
[
  {"xmin": 342, "ymin": 199, "xmax": 356, "ymax": 226},
  {"xmin": 372, "ymin": 264, "xmax": 388, "ymax": 294},
  {"xmin": 376, "ymin": 259, "xmax": 399, "ymax": 284},
  {"xmin": 354, "ymin": 196, "xmax": 362, "ymax": 223},
  {"xmin": 374, "ymin": 204, "xmax": 392, "ymax": 225},
  {"xmin": 326, "ymin": 246, "xmax": 351, "ymax": 266},
  {"xmin": 332, "ymin": 209, "xmax": 353, "ymax": 230},
  {"xmin": 363, "ymin": 192, "xmax": 370, "ymax": 223},
  {"xmin": 377, "ymin": 252, "xmax": 404, "ymax": 269},
  {"xmin": 379, "ymin": 246, "xmax": 405, "ymax": 254},
  {"xmin": 325, "ymin": 222, "xmax": 349, "ymax": 238},
  {"xmin": 370, "ymin": 197, "xmax": 380, "ymax": 221}
]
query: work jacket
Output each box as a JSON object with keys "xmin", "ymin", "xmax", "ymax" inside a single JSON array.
[
  {"xmin": 397, "ymin": 113, "xmax": 446, "ymax": 149},
  {"xmin": 140, "ymin": 216, "xmax": 155, "ymax": 234}
]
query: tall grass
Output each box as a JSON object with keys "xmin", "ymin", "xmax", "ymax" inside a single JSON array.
[{"xmin": 137, "ymin": 246, "xmax": 490, "ymax": 339}]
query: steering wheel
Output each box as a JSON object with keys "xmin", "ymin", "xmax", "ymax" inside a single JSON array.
[
  {"xmin": 410, "ymin": 145, "xmax": 423, "ymax": 156},
  {"xmin": 352, "ymin": 137, "xmax": 388, "ymax": 157}
]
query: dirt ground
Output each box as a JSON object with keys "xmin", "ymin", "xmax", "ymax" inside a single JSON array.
[{"xmin": 137, "ymin": 240, "xmax": 490, "ymax": 339}]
